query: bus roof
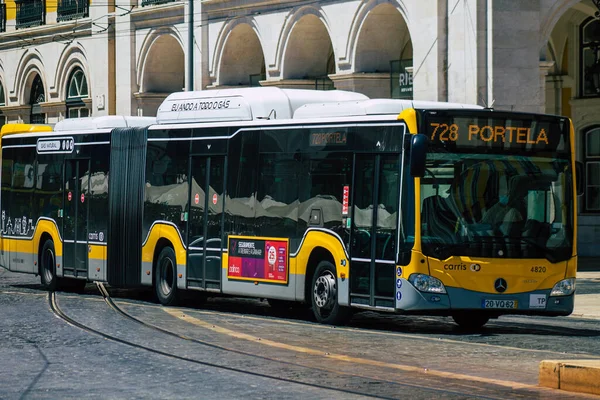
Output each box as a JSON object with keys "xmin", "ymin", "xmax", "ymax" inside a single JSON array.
[
  {"xmin": 53, "ymin": 116, "xmax": 156, "ymax": 132},
  {"xmin": 155, "ymin": 87, "xmax": 368, "ymax": 124},
  {"xmin": 1, "ymin": 123, "xmax": 52, "ymax": 137},
  {"xmin": 293, "ymin": 99, "xmax": 484, "ymax": 119}
]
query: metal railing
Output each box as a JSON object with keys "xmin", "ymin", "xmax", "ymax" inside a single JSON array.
[
  {"xmin": 0, "ymin": 4, "xmax": 6, "ymax": 33},
  {"xmin": 16, "ymin": 0, "xmax": 46, "ymax": 29},
  {"xmin": 57, "ymin": 0, "xmax": 89, "ymax": 22},
  {"xmin": 141, "ymin": 0, "xmax": 177, "ymax": 6}
]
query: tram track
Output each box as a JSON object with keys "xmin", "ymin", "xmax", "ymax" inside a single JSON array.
[{"xmin": 46, "ymin": 284, "xmax": 522, "ymax": 400}]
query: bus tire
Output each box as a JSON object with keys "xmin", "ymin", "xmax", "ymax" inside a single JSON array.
[
  {"xmin": 452, "ymin": 312, "xmax": 490, "ymax": 331},
  {"xmin": 40, "ymin": 239, "xmax": 58, "ymax": 291},
  {"xmin": 311, "ymin": 261, "xmax": 351, "ymax": 325},
  {"xmin": 155, "ymin": 246, "xmax": 179, "ymax": 306}
]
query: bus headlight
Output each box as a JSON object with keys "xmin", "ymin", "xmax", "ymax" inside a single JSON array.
[
  {"xmin": 408, "ymin": 274, "xmax": 447, "ymax": 294},
  {"xmin": 550, "ymin": 278, "xmax": 575, "ymax": 296}
]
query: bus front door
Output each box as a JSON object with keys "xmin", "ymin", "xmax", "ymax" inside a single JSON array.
[
  {"xmin": 349, "ymin": 154, "xmax": 400, "ymax": 309},
  {"xmin": 62, "ymin": 159, "xmax": 90, "ymax": 279},
  {"xmin": 187, "ymin": 156, "xmax": 226, "ymax": 291}
]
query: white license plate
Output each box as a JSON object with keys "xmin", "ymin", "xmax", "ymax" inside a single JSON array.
[{"xmin": 482, "ymin": 299, "xmax": 518, "ymax": 309}]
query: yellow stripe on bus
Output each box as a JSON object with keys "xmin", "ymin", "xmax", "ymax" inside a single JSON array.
[{"xmin": 141, "ymin": 223, "xmax": 186, "ymax": 267}]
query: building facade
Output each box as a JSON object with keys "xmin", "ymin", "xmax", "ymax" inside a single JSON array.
[{"xmin": 0, "ymin": 0, "xmax": 598, "ymax": 256}]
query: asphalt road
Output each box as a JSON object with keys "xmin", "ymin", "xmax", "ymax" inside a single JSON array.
[{"xmin": 1, "ymin": 268, "xmax": 599, "ymax": 400}]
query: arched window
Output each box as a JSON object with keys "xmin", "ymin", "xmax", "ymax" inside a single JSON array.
[
  {"xmin": 580, "ymin": 18, "xmax": 600, "ymax": 97},
  {"xmin": 30, "ymin": 74, "xmax": 46, "ymax": 124},
  {"xmin": 584, "ymin": 127, "xmax": 600, "ymax": 212},
  {"xmin": 66, "ymin": 68, "xmax": 90, "ymax": 118}
]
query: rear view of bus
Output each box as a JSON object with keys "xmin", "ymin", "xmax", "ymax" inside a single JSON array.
[{"xmin": 401, "ymin": 109, "xmax": 577, "ymax": 329}]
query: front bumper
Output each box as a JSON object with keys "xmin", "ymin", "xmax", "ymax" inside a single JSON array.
[{"xmin": 395, "ymin": 278, "xmax": 574, "ymax": 316}]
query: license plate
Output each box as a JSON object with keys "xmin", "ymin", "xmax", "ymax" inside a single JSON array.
[{"xmin": 482, "ymin": 299, "xmax": 518, "ymax": 309}]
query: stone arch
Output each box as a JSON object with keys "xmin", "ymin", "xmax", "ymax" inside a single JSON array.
[
  {"xmin": 213, "ymin": 20, "xmax": 265, "ymax": 87},
  {"xmin": 545, "ymin": 37, "xmax": 560, "ymax": 75},
  {"xmin": 540, "ymin": 0, "xmax": 597, "ymax": 47},
  {"xmin": 346, "ymin": 0, "xmax": 411, "ymax": 71},
  {"xmin": 280, "ymin": 10, "xmax": 335, "ymax": 80},
  {"xmin": 55, "ymin": 44, "xmax": 91, "ymax": 102},
  {"xmin": 352, "ymin": 2, "xmax": 411, "ymax": 73},
  {"xmin": 13, "ymin": 50, "xmax": 47, "ymax": 105},
  {"xmin": 138, "ymin": 28, "xmax": 185, "ymax": 93}
]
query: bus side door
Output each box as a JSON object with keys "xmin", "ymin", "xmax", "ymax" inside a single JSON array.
[
  {"xmin": 349, "ymin": 154, "xmax": 400, "ymax": 308},
  {"xmin": 62, "ymin": 159, "xmax": 90, "ymax": 279},
  {"xmin": 187, "ymin": 155, "xmax": 226, "ymax": 291}
]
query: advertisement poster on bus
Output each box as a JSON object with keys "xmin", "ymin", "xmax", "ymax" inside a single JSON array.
[{"xmin": 227, "ymin": 236, "xmax": 289, "ymax": 284}]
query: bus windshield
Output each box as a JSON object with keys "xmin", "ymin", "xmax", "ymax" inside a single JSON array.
[{"xmin": 420, "ymin": 152, "xmax": 573, "ymax": 262}]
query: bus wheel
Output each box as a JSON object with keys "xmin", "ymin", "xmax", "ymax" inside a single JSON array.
[
  {"xmin": 40, "ymin": 239, "xmax": 58, "ymax": 291},
  {"xmin": 311, "ymin": 261, "xmax": 350, "ymax": 325},
  {"xmin": 452, "ymin": 312, "xmax": 490, "ymax": 331},
  {"xmin": 155, "ymin": 247, "xmax": 179, "ymax": 306}
]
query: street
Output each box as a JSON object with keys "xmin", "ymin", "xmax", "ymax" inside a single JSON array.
[{"xmin": 1, "ymin": 268, "xmax": 599, "ymax": 399}]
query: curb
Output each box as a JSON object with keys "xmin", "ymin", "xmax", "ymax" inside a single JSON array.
[{"xmin": 539, "ymin": 360, "xmax": 600, "ymax": 395}]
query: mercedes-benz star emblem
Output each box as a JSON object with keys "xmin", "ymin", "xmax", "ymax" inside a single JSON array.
[{"xmin": 494, "ymin": 278, "xmax": 507, "ymax": 293}]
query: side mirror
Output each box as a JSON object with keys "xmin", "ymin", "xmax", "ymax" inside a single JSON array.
[
  {"xmin": 410, "ymin": 134, "xmax": 429, "ymax": 178},
  {"xmin": 576, "ymin": 161, "xmax": 584, "ymax": 196}
]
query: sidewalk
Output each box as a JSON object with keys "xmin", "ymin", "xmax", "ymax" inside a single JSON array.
[{"xmin": 539, "ymin": 258, "xmax": 600, "ymax": 396}]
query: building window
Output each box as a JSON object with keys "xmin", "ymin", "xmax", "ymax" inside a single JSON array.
[
  {"xmin": 314, "ymin": 52, "xmax": 335, "ymax": 91},
  {"xmin": 584, "ymin": 127, "xmax": 600, "ymax": 212},
  {"xmin": 15, "ymin": 0, "xmax": 46, "ymax": 30},
  {"xmin": 57, "ymin": 0, "xmax": 89, "ymax": 23},
  {"xmin": 30, "ymin": 75, "xmax": 45, "ymax": 124},
  {"xmin": 1, "ymin": 3, "xmax": 6, "ymax": 33},
  {"xmin": 66, "ymin": 68, "xmax": 90, "ymax": 118},
  {"xmin": 581, "ymin": 18, "xmax": 600, "ymax": 97},
  {"xmin": 141, "ymin": 0, "xmax": 176, "ymax": 6}
]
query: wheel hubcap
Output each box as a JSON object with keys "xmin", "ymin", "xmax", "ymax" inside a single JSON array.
[
  {"xmin": 314, "ymin": 271, "xmax": 336, "ymax": 309},
  {"xmin": 159, "ymin": 258, "xmax": 174, "ymax": 296},
  {"xmin": 43, "ymin": 248, "xmax": 54, "ymax": 283}
]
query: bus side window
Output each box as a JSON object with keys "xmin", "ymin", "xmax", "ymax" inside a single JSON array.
[
  {"xmin": 257, "ymin": 154, "xmax": 300, "ymax": 240},
  {"xmin": 300, "ymin": 153, "xmax": 352, "ymax": 236},
  {"xmin": 36, "ymin": 156, "xmax": 63, "ymax": 221}
]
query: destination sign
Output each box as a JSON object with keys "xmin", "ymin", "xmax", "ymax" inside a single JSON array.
[
  {"xmin": 37, "ymin": 137, "xmax": 75, "ymax": 154},
  {"xmin": 309, "ymin": 131, "xmax": 348, "ymax": 146},
  {"xmin": 424, "ymin": 111, "xmax": 567, "ymax": 152}
]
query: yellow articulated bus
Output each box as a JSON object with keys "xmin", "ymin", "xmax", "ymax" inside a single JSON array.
[{"xmin": 0, "ymin": 88, "xmax": 578, "ymax": 329}]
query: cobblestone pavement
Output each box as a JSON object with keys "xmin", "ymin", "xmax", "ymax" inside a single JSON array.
[{"xmin": 1, "ymin": 268, "xmax": 599, "ymax": 399}]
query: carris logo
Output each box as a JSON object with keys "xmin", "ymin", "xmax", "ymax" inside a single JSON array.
[
  {"xmin": 444, "ymin": 263, "xmax": 466, "ymax": 271},
  {"xmin": 470, "ymin": 263, "xmax": 481, "ymax": 272}
]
